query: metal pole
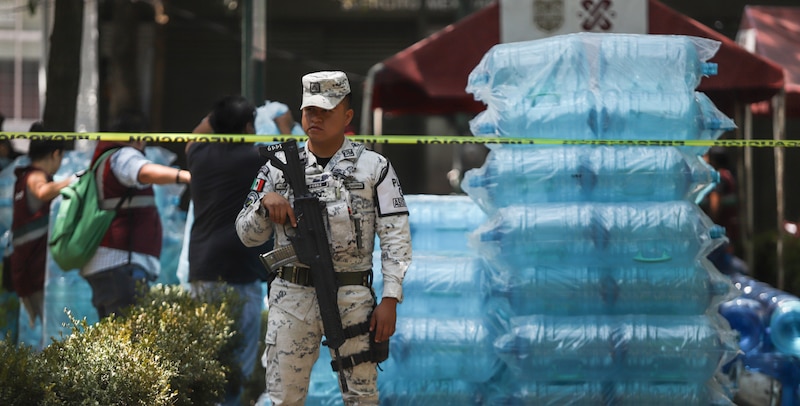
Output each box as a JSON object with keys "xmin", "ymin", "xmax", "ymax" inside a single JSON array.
[
  {"xmin": 774, "ymin": 89, "xmax": 786, "ymax": 289},
  {"xmin": 744, "ymin": 101, "xmax": 755, "ymax": 272},
  {"xmin": 241, "ymin": 0, "xmax": 253, "ymax": 101}
]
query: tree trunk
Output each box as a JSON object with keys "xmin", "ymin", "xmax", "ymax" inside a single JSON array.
[
  {"xmin": 42, "ymin": 0, "xmax": 84, "ymax": 132},
  {"xmin": 108, "ymin": 0, "xmax": 140, "ymax": 119}
]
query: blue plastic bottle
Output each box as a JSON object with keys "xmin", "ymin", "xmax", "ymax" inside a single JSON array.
[
  {"xmin": 493, "ymin": 314, "xmax": 738, "ymax": 382},
  {"xmin": 467, "ymin": 34, "xmax": 588, "ymax": 104},
  {"xmin": 467, "ymin": 33, "xmax": 718, "ymax": 104},
  {"xmin": 405, "ymin": 194, "xmax": 487, "ymax": 253},
  {"xmin": 462, "ymin": 145, "xmax": 717, "ymax": 212},
  {"xmin": 471, "ymin": 201, "xmax": 726, "ymax": 268},
  {"xmin": 469, "ymin": 90, "xmax": 600, "ymax": 140},
  {"xmin": 493, "ymin": 260, "xmax": 733, "ymax": 316},
  {"xmin": 600, "ymin": 91, "xmax": 733, "ymax": 142},
  {"xmin": 731, "ymin": 274, "xmax": 800, "ymax": 357},
  {"xmin": 487, "ymin": 381, "xmax": 726, "ymax": 406},
  {"xmin": 597, "ymin": 33, "xmax": 719, "ymax": 92},
  {"xmin": 740, "ymin": 351, "xmax": 800, "ymax": 406},
  {"xmin": 718, "ymin": 297, "xmax": 767, "ymax": 354},
  {"xmin": 395, "ymin": 255, "xmax": 490, "ymax": 318},
  {"xmin": 377, "ymin": 378, "xmax": 484, "ymax": 406},
  {"xmin": 469, "ymin": 91, "xmax": 734, "ymax": 148},
  {"xmin": 390, "ymin": 316, "xmax": 502, "ymax": 382}
]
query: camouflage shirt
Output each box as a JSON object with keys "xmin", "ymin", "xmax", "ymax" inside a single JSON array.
[{"xmin": 236, "ymin": 138, "xmax": 412, "ymax": 301}]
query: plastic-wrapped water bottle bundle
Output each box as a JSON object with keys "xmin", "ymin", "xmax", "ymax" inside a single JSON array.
[
  {"xmin": 490, "ymin": 258, "xmax": 734, "ymax": 316},
  {"xmin": 404, "ymin": 194, "xmax": 487, "ymax": 252},
  {"xmin": 718, "ymin": 297, "xmax": 768, "ymax": 354},
  {"xmin": 484, "ymin": 379, "xmax": 735, "ymax": 406},
  {"xmin": 493, "ymin": 314, "xmax": 739, "ymax": 382},
  {"xmin": 372, "ymin": 253, "xmax": 490, "ymax": 318},
  {"xmin": 461, "ymin": 145, "xmax": 717, "ymax": 213},
  {"xmin": 377, "ymin": 377, "xmax": 485, "ymax": 406},
  {"xmin": 468, "ymin": 91, "xmax": 734, "ymax": 151},
  {"xmin": 389, "ymin": 316, "xmax": 503, "ymax": 383},
  {"xmin": 730, "ymin": 274, "xmax": 800, "ymax": 358},
  {"xmin": 467, "ymin": 33, "xmax": 720, "ymax": 104},
  {"xmin": 470, "ymin": 201, "xmax": 726, "ymax": 269}
]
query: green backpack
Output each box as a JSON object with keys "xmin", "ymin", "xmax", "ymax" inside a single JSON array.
[{"xmin": 49, "ymin": 148, "xmax": 125, "ymax": 271}]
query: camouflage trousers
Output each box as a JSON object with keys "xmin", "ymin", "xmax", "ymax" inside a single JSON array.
[{"xmin": 263, "ymin": 278, "xmax": 378, "ymax": 406}]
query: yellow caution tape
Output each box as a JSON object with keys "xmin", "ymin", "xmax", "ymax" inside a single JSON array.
[{"xmin": 0, "ymin": 132, "xmax": 796, "ymax": 147}]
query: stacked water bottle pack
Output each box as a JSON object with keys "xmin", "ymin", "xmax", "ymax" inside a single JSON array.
[
  {"xmin": 305, "ymin": 33, "xmax": 742, "ymax": 405},
  {"xmin": 306, "ymin": 195, "xmax": 499, "ymax": 405},
  {"xmin": 463, "ymin": 33, "xmax": 739, "ymax": 405},
  {"xmin": 717, "ymin": 274, "xmax": 800, "ymax": 404}
]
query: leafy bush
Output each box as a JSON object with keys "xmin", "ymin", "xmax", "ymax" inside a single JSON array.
[
  {"xmin": 0, "ymin": 284, "xmax": 243, "ymax": 405},
  {"xmin": 0, "ymin": 339, "xmax": 53, "ymax": 405},
  {"xmin": 40, "ymin": 315, "xmax": 176, "ymax": 406},
  {"xmin": 120, "ymin": 285, "xmax": 239, "ymax": 405}
]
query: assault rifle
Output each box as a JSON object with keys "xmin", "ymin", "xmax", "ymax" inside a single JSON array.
[{"xmin": 259, "ymin": 140, "xmax": 349, "ymax": 390}]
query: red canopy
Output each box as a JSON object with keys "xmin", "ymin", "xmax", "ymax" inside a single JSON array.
[
  {"xmin": 739, "ymin": 6, "xmax": 800, "ymax": 117},
  {"xmin": 371, "ymin": 0, "xmax": 785, "ymax": 116}
]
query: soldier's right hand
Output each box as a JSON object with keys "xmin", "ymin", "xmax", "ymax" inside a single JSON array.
[{"xmin": 261, "ymin": 192, "xmax": 297, "ymax": 227}]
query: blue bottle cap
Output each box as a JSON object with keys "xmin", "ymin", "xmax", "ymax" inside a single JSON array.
[
  {"xmin": 702, "ymin": 62, "xmax": 718, "ymax": 76},
  {"xmin": 709, "ymin": 225, "xmax": 726, "ymax": 239}
]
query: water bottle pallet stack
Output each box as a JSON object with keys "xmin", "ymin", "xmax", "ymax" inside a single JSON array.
[
  {"xmin": 463, "ymin": 33, "xmax": 739, "ymax": 405},
  {"xmin": 304, "ymin": 34, "xmax": 742, "ymax": 405},
  {"xmin": 718, "ymin": 274, "xmax": 800, "ymax": 405},
  {"xmin": 307, "ymin": 195, "xmax": 500, "ymax": 405}
]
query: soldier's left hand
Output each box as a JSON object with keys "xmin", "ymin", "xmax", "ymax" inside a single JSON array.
[{"xmin": 370, "ymin": 297, "xmax": 397, "ymax": 342}]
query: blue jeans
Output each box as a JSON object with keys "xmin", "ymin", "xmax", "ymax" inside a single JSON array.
[
  {"xmin": 190, "ymin": 280, "xmax": 263, "ymax": 405},
  {"xmin": 84, "ymin": 263, "xmax": 150, "ymax": 319}
]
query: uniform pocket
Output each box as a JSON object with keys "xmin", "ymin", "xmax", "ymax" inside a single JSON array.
[{"xmin": 326, "ymin": 200, "xmax": 357, "ymax": 254}]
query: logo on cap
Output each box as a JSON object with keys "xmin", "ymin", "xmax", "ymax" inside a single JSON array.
[{"xmin": 300, "ymin": 71, "xmax": 351, "ymax": 110}]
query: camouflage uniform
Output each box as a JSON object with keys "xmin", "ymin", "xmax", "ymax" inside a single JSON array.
[{"xmin": 236, "ymin": 138, "xmax": 411, "ymax": 406}]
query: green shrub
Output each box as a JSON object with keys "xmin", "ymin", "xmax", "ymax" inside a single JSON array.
[
  {"xmin": 0, "ymin": 339, "xmax": 53, "ymax": 405},
  {"xmin": 40, "ymin": 315, "xmax": 177, "ymax": 406},
  {"xmin": 120, "ymin": 284, "xmax": 239, "ymax": 406},
  {"xmin": 0, "ymin": 284, "xmax": 244, "ymax": 405}
]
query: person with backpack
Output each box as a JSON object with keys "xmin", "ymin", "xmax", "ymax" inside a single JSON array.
[
  {"xmin": 10, "ymin": 134, "xmax": 73, "ymax": 328},
  {"xmin": 80, "ymin": 111, "xmax": 191, "ymax": 319}
]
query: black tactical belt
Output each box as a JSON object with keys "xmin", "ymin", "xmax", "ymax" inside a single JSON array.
[{"xmin": 277, "ymin": 266, "xmax": 372, "ymax": 288}]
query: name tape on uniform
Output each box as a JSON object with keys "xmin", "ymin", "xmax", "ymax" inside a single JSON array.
[{"xmin": 1, "ymin": 131, "xmax": 797, "ymax": 148}]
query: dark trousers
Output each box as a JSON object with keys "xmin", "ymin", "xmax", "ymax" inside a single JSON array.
[{"xmin": 84, "ymin": 263, "xmax": 150, "ymax": 319}]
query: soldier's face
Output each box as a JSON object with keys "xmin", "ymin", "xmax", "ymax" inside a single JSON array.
[{"xmin": 302, "ymin": 102, "xmax": 353, "ymax": 144}]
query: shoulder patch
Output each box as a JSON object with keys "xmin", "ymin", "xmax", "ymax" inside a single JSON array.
[
  {"xmin": 375, "ymin": 162, "xmax": 408, "ymax": 216},
  {"xmin": 244, "ymin": 191, "xmax": 260, "ymax": 208}
]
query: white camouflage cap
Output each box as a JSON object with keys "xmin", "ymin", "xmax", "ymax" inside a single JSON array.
[{"xmin": 300, "ymin": 71, "xmax": 351, "ymax": 110}]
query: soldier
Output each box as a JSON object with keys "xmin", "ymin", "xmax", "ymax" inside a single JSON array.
[{"xmin": 236, "ymin": 71, "xmax": 411, "ymax": 405}]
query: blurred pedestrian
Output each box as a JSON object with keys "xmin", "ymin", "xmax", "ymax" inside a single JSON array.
[
  {"xmin": 10, "ymin": 127, "xmax": 73, "ymax": 328},
  {"xmin": 80, "ymin": 111, "xmax": 191, "ymax": 318},
  {"xmin": 185, "ymin": 95, "xmax": 273, "ymax": 404}
]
